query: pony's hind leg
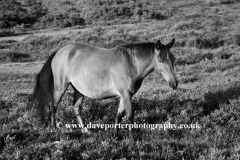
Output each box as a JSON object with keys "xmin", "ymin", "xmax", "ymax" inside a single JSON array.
[
  {"xmin": 72, "ymin": 86, "xmax": 89, "ymax": 134},
  {"xmin": 50, "ymin": 83, "xmax": 69, "ymax": 130}
]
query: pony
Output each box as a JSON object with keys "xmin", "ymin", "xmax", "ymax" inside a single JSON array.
[{"xmin": 29, "ymin": 38, "xmax": 178, "ymax": 139}]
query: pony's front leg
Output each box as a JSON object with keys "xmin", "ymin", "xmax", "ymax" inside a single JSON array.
[
  {"xmin": 123, "ymin": 95, "xmax": 134, "ymax": 140},
  {"xmin": 116, "ymin": 91, "xmax": 134, "ymax": 140},
  {"xmin": 114, "ymin": 98, "xmax": 125, "ymax": 139}
]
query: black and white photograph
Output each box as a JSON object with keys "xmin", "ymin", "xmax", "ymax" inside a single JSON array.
[{"xmin": 0, "ymin": 0, "xmax": 240, "ymax": 159}]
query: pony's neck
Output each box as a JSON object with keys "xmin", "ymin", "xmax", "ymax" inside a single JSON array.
[{"xmin": 132, "ymin": 55, "xmax": 154, "ymax": 79}]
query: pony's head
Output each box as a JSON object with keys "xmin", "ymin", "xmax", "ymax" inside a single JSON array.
[{"xmin": 153, "ymin": 38, "xmax": 178, "ymax": 90}]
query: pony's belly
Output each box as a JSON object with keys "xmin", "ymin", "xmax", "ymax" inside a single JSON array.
[{"xmin": 70, "ymin": 78, "xmax": 119, "ymax": 99}]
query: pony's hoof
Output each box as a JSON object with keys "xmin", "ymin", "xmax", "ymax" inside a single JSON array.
[
  {"xmin": 56, "ymin": 122, "xmax": 63, "ymax": 129},
  {"xmin": 125, "ymin": 137, "xmax": 135, "ymax": 144},
  {"xmin": 50, "ymin": 127, "xmax": 57, "ymax": 132},
  {"xmin": 47, "ymin": 125, "xmax": 57, "ymax": 133},
  {"xmin": 81, "ymin": 127, "xmax": 91, "ymax": 135}
]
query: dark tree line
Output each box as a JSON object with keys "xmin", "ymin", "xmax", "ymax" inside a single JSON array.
[
  {"xmin": 0, "ymin": 0, "xmax": 172, "ymax": 30},
  {"xmin": 0, "ymin": 0, "xmax": 47, "ymax": 28}
]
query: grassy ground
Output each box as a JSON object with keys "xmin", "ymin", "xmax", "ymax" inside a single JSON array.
[{"xmin": 1, "ymin": 0, "xmax": 240, "ymax": 159}]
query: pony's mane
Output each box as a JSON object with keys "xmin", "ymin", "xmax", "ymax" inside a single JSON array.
[{"xmin": 116, "ymin": 42, "xmax": 155, "ymax": 63}]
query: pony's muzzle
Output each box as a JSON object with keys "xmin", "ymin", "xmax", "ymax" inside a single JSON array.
[{"xmin": 169, "ymin": 80, "xmax": 178, "ymax": 90}]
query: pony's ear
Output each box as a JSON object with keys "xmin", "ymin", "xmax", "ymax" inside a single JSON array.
[
  {"xmin": 167, "ymin": 38, "xmax": 175, "ymax": 48},
  {"xmin": 155, "ymin": 40, "xmax": 162, "ymax": 50}
]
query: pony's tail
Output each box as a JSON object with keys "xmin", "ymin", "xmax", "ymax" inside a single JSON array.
[{"xmin": 28, "ymin": 51, "xmax": 58, "ymax": 123}]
